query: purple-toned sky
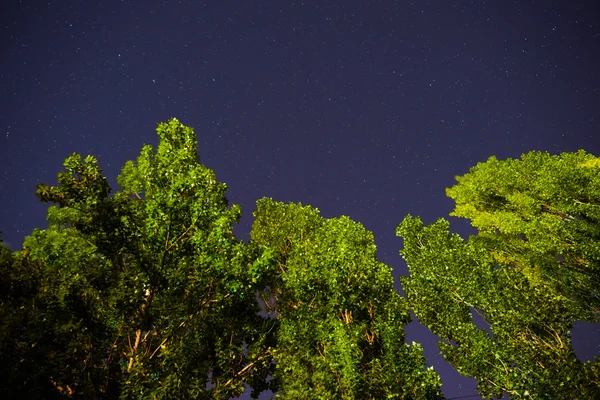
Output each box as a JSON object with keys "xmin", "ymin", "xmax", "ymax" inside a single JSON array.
[{"xmin": 1, "ymin": 1, "xmax": 599, "ymax": 398}]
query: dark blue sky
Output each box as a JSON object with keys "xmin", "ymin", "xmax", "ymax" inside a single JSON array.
[{"xmin": 1, "ymin": 1, "xmax": 599, "ymax": 398}]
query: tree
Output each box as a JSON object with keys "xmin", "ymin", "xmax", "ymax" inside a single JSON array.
[
  {"xmin": 447, "ymin": 150, "xmax": 600, "ymax": 319},
  {"xmin": 397, "ymin": 150, "xmax": 600, "ymax": 398},
  {"xmin": 2, "ymin": 118, "xmax": 442, "ymax": 399},
  {"xmin": 0, "ymin": 235, "xmax": 55, "ymax": 397},
  {"xmin": 250, "ymin": 198, "xmax": 442, "ymax": 399},
  {"xmin": 0, "ymin": 118, "xmax": 271, "ymax": 398},
  {"xmin": 17, "ymin": 119, "xmax": 599, "ymax": 398}
]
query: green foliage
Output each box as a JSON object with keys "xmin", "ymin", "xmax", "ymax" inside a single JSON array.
[
  {"xmin": 447, "ymin": 150, "xmax": 600, "ymax": 318},
  {"xmin": 251, "ymin": 198, "xmax": 443, "ymax": 399},
  {"xmin": 5, "ymin": 121, "xmax": 597, "ymax": 399},
  {"xmin": 1, "ymin": 118, "xmax": 268, "ymax": 398},
  {"xmin": 1, "ymin": 119, "xmax": 439, "ymax": 399},
  {"xmin": 398, "ymin": 150, "xmax": 600, "ymax": 399}
]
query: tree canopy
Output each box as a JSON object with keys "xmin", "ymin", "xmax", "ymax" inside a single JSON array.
[
  {"xmin": 397, "ymin": 150, "xmax": 600, "ymax": 398},
  {"xmin": 1, "ymin": 119, "xmax": 598, "ymax": 398},
  {"xmin": 1, "ymin": 119, "xmax": 269, "ymax": 398},
  {"xmin": 250, "ymin": 198, "xmax": 442, "ymax": 399},
  {"xmin": 0, "ymin": 119, "xmax": 440, "ymax": 399}
]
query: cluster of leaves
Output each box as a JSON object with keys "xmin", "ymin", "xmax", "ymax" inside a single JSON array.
[
  {"xmin": 1, "ymin": 119, "xmax": 268, "ymax": 398},
  {"xmin": 0, "ymin": 119, "xmax": 440, "ymax": 399},
  {"xmin": 250, "ymin": 199, "xmax": 442, "ymax": 399},
  {"xmin": 2, "ymin": 118, "xmax": 598, "ymax": 399},
  {"xmin": 397, "ymin": 150, "xmax": 600, "ymax": 398}
]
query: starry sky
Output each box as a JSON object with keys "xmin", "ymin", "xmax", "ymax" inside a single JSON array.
[{"xmin": 1, "ymin": 0, "xmax": 599, "ymax": 398}]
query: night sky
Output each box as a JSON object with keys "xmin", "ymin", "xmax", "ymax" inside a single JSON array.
[{"xmin": 2, "ymin": 1, "xmax": 600, "ymax": 398}]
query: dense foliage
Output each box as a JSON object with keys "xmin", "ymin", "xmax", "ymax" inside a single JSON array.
[
  {"xmin": 1, "ymin": 119, "xmax": 598, "ymax": 398},
  {"xmin": 0, "ymin": 119, "xmax": 440, "ymax": 399},
  {"xmin": 397, "ymin": 150, "xmax": 600, "ymax": 398},
  {"xmin": 250, "ymin": 199, "xmax": 442, "ymax": 399},
  {"xmin": 0, "ymin": 119, "xmax": 270, "ymax": 398}
]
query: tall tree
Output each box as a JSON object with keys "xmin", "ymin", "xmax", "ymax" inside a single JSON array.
[
  {"xmin": 251, "ymin": 198, "xmax": 442, "ymax": 399},
  {"xmin": 447, "ymin": 150, "xmax": 600, "ymax": 319},
  {"xmin": 0, "ymin": 236, "xmax": 54, "ymax": 397},
  {"xmin": 397, "ymin": 150, "xmax": 600, "ymax": 398},
  {"xmin": 0, "ymin": 119, "xmax": 271, "ymax": 398}
]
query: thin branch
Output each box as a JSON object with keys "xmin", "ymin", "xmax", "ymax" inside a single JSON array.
[
  {"xmin": 165, "ymin": 211, "xmax": 172, "ymax": 251},
  {"xmin": 223, "ymin": 362, "xmax": 254, "ymax": 387},
  {"xmin": 166, "ymin": 224, "xmax": 194, "ymax": 251},
  {"xmin": 127, "ymin": 329, "xmax": 142, "ymax": 373},
  {"xmin": 149, "ymin": 338, "xmax": 168, "ymax": 360}
]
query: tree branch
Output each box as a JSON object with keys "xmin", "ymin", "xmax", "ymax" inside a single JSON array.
[
  {"xmin": 166, "ymin": 224, "xmax": 194, "ymax": 252},
  {"xmin": 127, "ymin": 329, "xmax": 142, "ymax": 373}
]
